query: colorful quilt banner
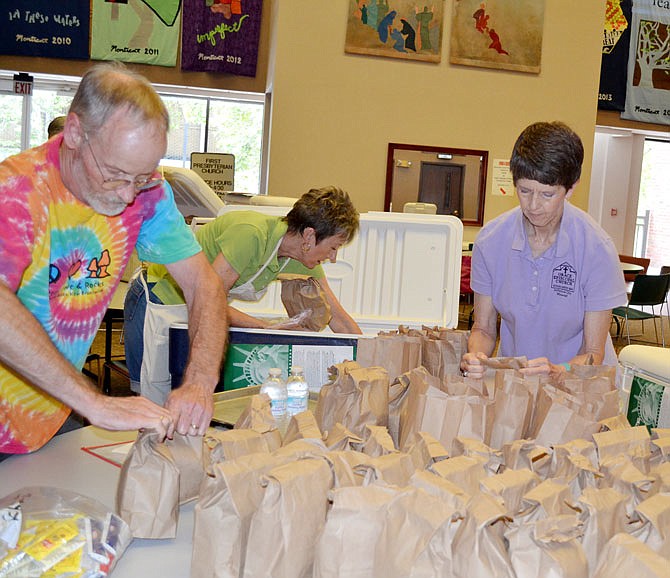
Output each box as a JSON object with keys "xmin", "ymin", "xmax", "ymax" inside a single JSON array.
[
  {"xmin": 622, "ymin": 0, "xmax": 670, "ymax": 125},
  {"xmin": 90, "ymin": 0, "xmax": 181, "ymax": 67},
  {"xmin": 598, "ymin": 0, "xmax": 633, "ymax": 111},
  {"xmin": 181, "ymin": 0, "xmax": 263, "ymax": 76},
  {"xmin": 0, "ymin": 1, "xmax": 89, "ymax": 59}
]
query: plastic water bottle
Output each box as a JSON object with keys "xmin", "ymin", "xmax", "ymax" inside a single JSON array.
[
  {"xmin": 286, "ymin": 366, "xmax": 309, "ymax": 417},
  {"xmin": 615, "ymin": 362, "xmax": 634, "ymax": 415},
  {"xmin": 260, "ymin": 367, "xmax": 288, "ymax": 432}
]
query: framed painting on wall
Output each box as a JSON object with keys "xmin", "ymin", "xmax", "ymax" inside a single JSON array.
[
  {"xmin": 450, "ymin": 0, "xmax": 545, "ymax": 73},
  {"xmin": 345, "ymin": 0, "xmax": 445, "ymax": 63}
]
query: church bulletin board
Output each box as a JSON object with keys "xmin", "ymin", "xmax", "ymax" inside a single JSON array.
[
  {"xmin": 0, "ymin": 1, "xmax": 89, "ymax": 59},
  {"xmin": 181, "ymin": 0, "xmax": 263, "ymax": 76},
  {"xmin": 90, "ymin": 0, "xmax": 182, "ymax": 67},
  {"xmin": 450, "ymin": 0, "xmax": 545, "ymax": 74}
]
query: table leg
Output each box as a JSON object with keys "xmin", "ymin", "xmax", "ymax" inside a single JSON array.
[{"xmin": 103, "ymin": 312, "xmax": 112, "ymax": 395}]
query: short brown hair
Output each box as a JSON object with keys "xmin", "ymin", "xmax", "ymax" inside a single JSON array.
[
  {"xmin": 284, "ymin": 186, "xmax": 359, "ymax": 244},
  {"xmin": 510, "ymin": 121, "xmax": 583, "ymax": 190}
]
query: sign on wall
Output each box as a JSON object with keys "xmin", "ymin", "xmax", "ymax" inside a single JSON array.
[
  {"xmin": 90, "ymin": 0, "xmax": 181, "ymax": 67},
  {"xmin": 491, "ymin": 159, "xmax": 513, "ymax": 197},
  {"xmin": 181, "ymin": 0, "xmax": 263, "ymax": 76},
  {"xmin": 13, "ymin": 73, "xmax": 34, "ymax": 95},
  {"xmin": 0, "ymin": 1, "xmax": 89, "ymax": 59},
  {"xmin": 190, "ymin": 152, "xmax": 235, "ymax": 197}
]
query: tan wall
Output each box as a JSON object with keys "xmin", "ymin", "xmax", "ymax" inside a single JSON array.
[
  {"xmin": 266, "ymin": 2, "xmax": 607, "ymax": 243},
  {"xmin": 2, "ymin": 0, "xmax": 667, "ymax": 246}
]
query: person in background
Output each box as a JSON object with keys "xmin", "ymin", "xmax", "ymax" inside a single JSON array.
[
  {"xmin": 0, "ymin": 62, "xmax": 227, "ymax": 460},
  {"xmin": 47, "ymin": 115, "xmax": 66, "ymax": 139},
  {"xmin": 460, "ymin": 121, "xmax": 627, "ymax": 379},
  {"xmin": 125, "ymin": 186, "xmax": 362, "ymax": 399}
]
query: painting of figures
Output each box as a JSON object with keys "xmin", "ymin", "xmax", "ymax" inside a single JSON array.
[
  {"xmin": 450, "ymin": 0, "xmax": 545, "ymax": 73},
  {"xmin": 345, "ymin": 1, "xmax": 444, "ymax": 63}
]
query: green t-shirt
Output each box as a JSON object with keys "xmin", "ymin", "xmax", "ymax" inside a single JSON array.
[{"xmin": 147, "ymin": 211, "xmax": 324, "ymax": 304}]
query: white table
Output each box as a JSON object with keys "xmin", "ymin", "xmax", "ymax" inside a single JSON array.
[
  {"xmin": 0, "ymin": 426, "xmax": 195, "ymax": 577},
  {"xmin": 619, "ymin": 261, "xmax": 644, "ymax": 275}
]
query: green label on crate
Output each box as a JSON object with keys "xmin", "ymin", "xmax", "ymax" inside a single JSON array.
[
  {"xmin": 626, "ymin": 374, "xmax": 670, "ymax": 430},
  {"xmin": 223, "ymin": 344, "xmax": 290, "ymax": 390},
  {"xmin": 221, "ymin": 341, "xmax": 357, "ymax": 392}
]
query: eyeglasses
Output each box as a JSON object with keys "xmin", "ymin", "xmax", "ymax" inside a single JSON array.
[{"xmin": 84, "ymin": 133, "xmax": 164, "ymax": 192}]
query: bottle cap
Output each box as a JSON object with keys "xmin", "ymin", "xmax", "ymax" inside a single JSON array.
[
  {"xmin": 268, "ymin": 367, "xmax": 282, "ymax": 377},
  {"xmin": 290, "ymin": 366, "xmax": 304, "ymax": 375}
]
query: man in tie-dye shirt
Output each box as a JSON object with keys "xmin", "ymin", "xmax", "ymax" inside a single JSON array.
[{"xmin": 0, "ymin": 63, "xmax": 228, "ymax": 457}]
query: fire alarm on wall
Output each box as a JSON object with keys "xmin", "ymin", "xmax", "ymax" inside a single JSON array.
[{"xmin": 610, "ymin": 208, "xmax": 618, "ymax": 217}]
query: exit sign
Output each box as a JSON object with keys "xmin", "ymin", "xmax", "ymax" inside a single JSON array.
[{"xmin": 13, "ymin": 73, "xmax": 33, "ymax": 95}]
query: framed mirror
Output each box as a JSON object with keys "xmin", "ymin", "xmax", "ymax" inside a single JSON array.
[{"xmin": 384, "ymin": 143, "xmax": 489, "ymax": 226}]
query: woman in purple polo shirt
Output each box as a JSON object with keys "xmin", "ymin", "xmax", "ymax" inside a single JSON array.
[{"xmin": 460, "ymin": 121, "xmax": 627, "ymax": 380}]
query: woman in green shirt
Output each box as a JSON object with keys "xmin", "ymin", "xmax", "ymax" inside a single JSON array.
[{"xmin": 124, "ymin": 186, "xmax": 362, "ymax": 400}]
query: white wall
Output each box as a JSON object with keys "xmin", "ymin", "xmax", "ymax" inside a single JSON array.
[
  {"xmin": 588, "ymin": 127, "xmax": 668, "ymax": 254},
  {"xmin": 588, "ymin": 130, "xmax": 641, "ymax": 251},
  {"xmin": 265, "ymin": 1, "xmax": 605, "ymax": 243}
]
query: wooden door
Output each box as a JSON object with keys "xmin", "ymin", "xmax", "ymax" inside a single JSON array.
[{"xmin": 418, "ymin": 162, "xmax": 464, "ymax": 217}]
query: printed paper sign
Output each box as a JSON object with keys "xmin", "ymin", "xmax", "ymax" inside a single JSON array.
[
  {"xmin": 491, "ymin": 158, "xmax": 514, "ymax": 196},
  {"xmin": 626, "ymin": 373, "xmax": 670, "ymax": 430},
  {"xmin": 190, "ymin": 152, "xmax": 235, "ymax": 196},
  {"xmin": 223, "ymin": 344, "xmax": 356, "ymax": 392}
]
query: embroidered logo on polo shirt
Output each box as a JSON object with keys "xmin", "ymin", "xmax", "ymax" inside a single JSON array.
[{"xmin": 551, "ymin": 262, "xmax": 576, "ymax": 296}]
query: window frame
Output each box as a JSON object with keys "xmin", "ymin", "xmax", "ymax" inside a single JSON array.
[{"xmin": 0, "ymin": 69, "xmax": 268, "ymax": 194}]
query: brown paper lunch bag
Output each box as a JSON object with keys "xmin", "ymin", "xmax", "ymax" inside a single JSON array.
[
  {"xmin": 243, "ymin": 457, "xmax": 334, "ymax": 578},
  {"xmin": 280, "ymin": 274, "xmax": 332, "ymax": 331},
  {"xmin": 116, "ymin": 429, "xmax": 180, "ymax": 539}
]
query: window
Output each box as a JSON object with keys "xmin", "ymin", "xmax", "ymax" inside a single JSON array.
[
  {"xmin": 0, "ymin": 92, "xmax": 25, "ymax": 159},
  {"xmin": 635, "ymin": 138, "xmax": 670, "ymax": 269},
  {"xmin": 0, "ymin": 70, "xmax": 266, "ymax": 194}
]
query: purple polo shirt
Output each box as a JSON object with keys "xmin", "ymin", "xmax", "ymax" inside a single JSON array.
[{"xmin": 471, "ymin": 203, "xmax": 627, "ymax": 365}]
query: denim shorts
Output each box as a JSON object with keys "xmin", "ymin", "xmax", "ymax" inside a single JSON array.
[{"xmin": 123, "ymin": 273, "xmax": 162, "ymax": 389}]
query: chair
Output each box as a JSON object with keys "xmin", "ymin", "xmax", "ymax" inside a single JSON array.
[
  {"xmin": 618, "ymin": 254, "xmax": 650, "ymax": 282},
  {"xmin": 661, "ymin": 265, "xmax": 670, "ymax": 320},
  {"xmin": 612, "ymin": 273, "xmax": 670, "ymax": 347},
  {"xmin": 403, "ymin": 202, "xmax": 437, "ymax": 214}
]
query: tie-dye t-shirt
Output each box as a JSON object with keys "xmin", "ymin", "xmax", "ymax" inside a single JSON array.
[{"xmin": 0, "ymin": 136, "xmax": 201, "ymax": 454}]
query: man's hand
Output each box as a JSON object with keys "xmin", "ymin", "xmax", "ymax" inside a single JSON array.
[
  {"xmin": 166, "ymin": 253, "xmax": 227, "ymax": 437},
  {"xmin": 86, "ymin": 394, "xmax": 175, "ymax": 440},
  {"xmin": 166, "ymin": 382, "xmax": 214, "ymax": 436}
]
